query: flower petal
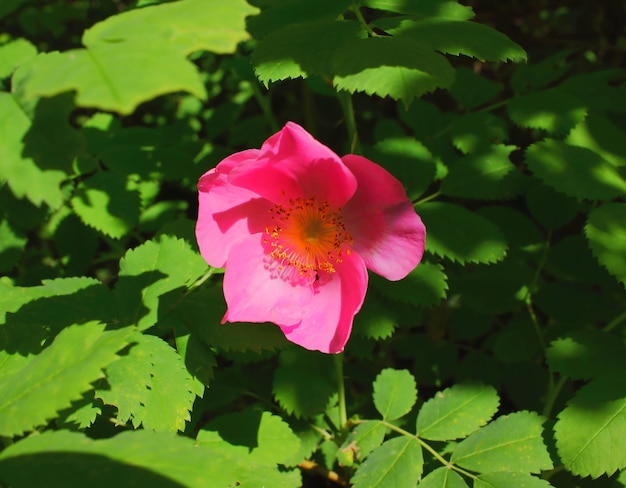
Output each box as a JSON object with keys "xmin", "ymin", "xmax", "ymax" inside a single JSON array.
[
  {"xmin": 228, "ymin": 122, "xmax": 357, "ymax": 207},
  {"xmin": 280, "ymin": 252, "xmax": 368, "ymax": 353},
  {"xmin": 196, "ymin": 150, "xmax": 271, "ymax": 267},
  {"xmin": 222, "ymin": 235, "xmax": 314, "ymax": 327},
  {"xmin": 342, "ymin": 154, "xmax": 426, "ymax": 281}
]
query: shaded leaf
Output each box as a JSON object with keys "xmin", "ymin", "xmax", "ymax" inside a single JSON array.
[
  {"xmin": 341, "ymin": 420, "xmax": 387, "ymax": 464},
  {"xmin": 353, "ymin": 294, "xmax": 397, "ymax": 340},
  {"xmin": 364, "ymin": 0, "xmax": 475, "ymax": 20},
  {"xmin": 83, "ymin": 0, "xmax": 258, "ymax": 55},
  {"xmin": 417, "ymin": 382, "xmax": 499, "ymax": 441},
  {"xmin": 371, "ymin": 262, "xmax": 448, "ymax": 308},
  {"xmin": 373, "ymin": 368, "xmax": 417, "ymax": 421},
  {"xmin": 449, "ymin": 67, "xmax": 503, "ymax": 110},
  {"xmin": 418, "ymin": 202, "xmax": 508, "ymax": 264},
  {"xmin": 351, "ymin": 436, "xmax": 423, "ymax": 488},
  {"xmin": 525, "ymin": 139, "xmax": 626, "ymax": 201},
  {"xmin": 525, "ymin": 182, "xmax": 579, "ymax": 230},
  {"xmin": 585, "ymin": 202, "xmax": 626, "ymax": 286},
  {"xmin": 554, "ymin": 372, "xmax": 626, "ymax": 478},
  {"xmin": 333, "ymin": 37, "xmax": 455, "ymax": 107},
  {"xmin": 450, "ymin": 411, "xmax": 553, "ymax": 473},
  {"xmin": 0, "ymin": 218, "xmax": 27, "ymax": 272},
  {"xmin": 0, "ymin": 322, "xmax": 131, "ymax": 437}
]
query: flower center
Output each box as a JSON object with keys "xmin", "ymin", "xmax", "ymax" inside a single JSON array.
[{"xmin": 264, "ymin": 196, "xmax": 352, "ymax": 280}]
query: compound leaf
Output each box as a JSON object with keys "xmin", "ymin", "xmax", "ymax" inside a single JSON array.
[
  {"xmin": 450, "ymin": 411, "xmax": 553, "ymax": 473},
  {"xmin": 417, "ymin": 382, "xmax": 499, "ymax": 441},
  {"xmin": 373, "ymin": 368, "xmax": 417, "ymax": 421}
]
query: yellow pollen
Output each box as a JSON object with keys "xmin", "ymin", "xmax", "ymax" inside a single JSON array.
[{"xmin": 265, "ymin": 196, "xmax": 352, "ymax": 279}]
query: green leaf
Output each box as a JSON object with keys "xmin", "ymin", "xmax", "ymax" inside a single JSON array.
[
  {"xmin": 0, "ymin": 38, "xmax": 37, "ymax": 78},
  {"xmin": 353, "ymin": 294, "xmax": 397, "ymax": 340},
  {"xmin": 511, "ymin": 50, "xmax": 574, "ymax": 94},
  {"xmin": 0, "ymin": 218, "xmax": 27, "ymax": 272},
  {"xmin": 419, "ymin": 467, "xmax": 469, "ymax": 488},
  {"xmin": 252, "ymin": 20, "xmax": 364, "ymax": 84},
  {"xmin": 0, "ymin": 92, "xmax": 67, "ymax": 208},
  {"xmin": 333, "ymin": 37, "xmax": 455, "ymax": 107},
  {"xmin": 248, "ymin": 0, "xmax": 352, "ymax": 38},
  {"xmin": 114, "ymin": 235, "xmax": 208, "ymax": 330},
  {"xmin": 0, "ymin": 429, "xmax": 297, "ymax": 487},
  {"xmin": 524, "ymin": 139, "xmax": 626, "ymax": 201},
  {"xmin": 525, "ymin": 182, "xmax": 579, "ymax": 230},
  {"xmin": 450, "ymin": 411, "xmax": 553, "ymax": 473},
  {"xmin": 364, "ymin": 137, "xmax": 438, "ymax": 200},
  {"xmin": 371, "ymin": 262, "xmax": 448, "ymax": 308},
  {"xmin": 341, "ymin": 420, "xmax": 387, "ymax": 464},
  {"xmin": 417, "ymin": 382, "xmax": 499, "ymax": 441},
  {"xmin": 383, "ymin": 19, "xmax": 526, "ymax": 62},
  {"xmin": 351, "ymin": 436, "xmax": 423, "ymax": 488},
  {"xmin": 566, "ymin": 112, "xmax": 626, "ymax": 168},
  {"xmin": 83, "ymin": 0, "xmax": 258, "ymax": 55},
  {"xmin": 474, "ymin": 472, "xmax": 553, "ymax": 488},
  {"xmin": 449, "ymin": 67, "xmax": 503, "ymax": 110},
  {"xmin": 273, "ymin": 349, "xmax": 336, "ymax": 418},
  {"xmin": 418, "ymin": 202, "xmax": 508, "ymax": 264},
  {"xmin": 441, "ymin": 145, "xmax": 528, "ymax": 200},
  {"xmin": 0, "ymin": 322, "xmax": 131, "ymax": 437},
  {"xmin": 554, "ymin": 372, "xmax": 626, "ymax": 478},
  {"xmin": 200, "ymin": 409, "xmax": 301, "ymax": 466},
  {"xmin": 98, "ymin": 333, "xmax": 195, "ymax": 432},
  {"xmin": 13, "ymin": 44, "xmax": 206, "ymax": 115},
  {"xmin": 372, "ymin": 368, "xmax": 417, "ymax": 421},
  {"xmin": 585, "ymin": 203, "xmax": 626, "ymax": 286},
  {"xmin": 71, "ymin": 171, "xmax": 140, "ymax": 239},
  {"xmin": 449, "ymin": 112, "xmax": 509, "ymax": 154},
  {"xmin": 507, "ymin": 88, "xmax": 587, "ymax": 136},
  {"xmin": 364, "ymin": 0, "xmax": 475, "ymax": 20},
  {"xmin": 546, "ymin": 331, "xmax": 626, "ymax": 380}
]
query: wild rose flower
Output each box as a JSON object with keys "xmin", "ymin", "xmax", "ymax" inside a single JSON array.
[{"xmin": 195, "ymin": 122, "xmax": 426, "ymax": 353}]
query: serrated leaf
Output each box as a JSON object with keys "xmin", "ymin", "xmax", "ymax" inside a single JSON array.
[
  {"xmin": 450, "ymin": 411, "xmax": 553, "ymax": 473},
  {"xmin": 525, "ymin": 182, "xmax": 579, "ymax": 231},
  {"xmin": 449, "ymin": 112, "xmax": 509, "ymax": 154},
  {"xmin": 585, "ymin": 203, "xmax": 626, "ymax": 286},
  {"xmin": 417, "ymin": 382, "xmax": 499, "ymax": 441},
  {"xmin": 0, "ymin": 38, "xmax": 37, "ymax": 78},
  {"xmin": 449, "ymin": 67, "xmax": 503, "ymax": 110},
  {"xmin": 554, "ymin": 373, "xmax": 626, "ymax": 478},
  {"xmin": 525, "ymin": 139, "xmax": 626, "ymax": 201},
  {"xmin": 200, "ymin": 409, "xmax": 301, "ymax": 466},
  {"xmin": 373, "ymin": 368, "xmax": 417, "ymax": 421},
  {"xmin": 384, "ymin": 18, "xmax": 526, "ymax": 62},
  {"xmin": 341, "ymin": 420, "xmax": 387, "ymax": 464},
  {"xmin": 114, "ymin": 235, "xmax": 208, "ymax": 330},
  {"xmin": 0, "ymin": 322, "xmax": 131, "ymax": 437},
  {"xmin": 56, "ymin": 394, "xmax": 101, "ymax": 430},
  {"xmin": 546, "ymin": 331, "xmax": 626, "ymax": 380},
  {"xmin": 351, "ymin": 436, "xmax": 423, "ymax": 488},
  {"xmin": 0, "ymin": 429, "xmax": 300, "ymax": 487},
  {"xmin": 174, "ymin": 333, "xmax": 215, "ymax": 394},
  {"xmin": 252, "ymin": 20, "xmax": 364, "ymax": 84},
  {"xmin": 353, "ymin": 295, "xmax": 397, "ymax": 340},
  {"xmin": 441, "ymin": 145, "xmax": 528, "ymax": 200},
  {"xmin": 474, "ymin": 472, "xmax": 553, "ymax": 488},
  {"xmin": 273, "ymin": 349, "xmax": 336, "ymax": 418},
  {"xmin": 13, "ymin": 43, "xmax": 206, "ymax": 115},
  {"xmin": 333, "ymin": 37, "xmax": 455, "ymax": 107},
  {"xmin": 566, "ymin": 112, "xmax": 626, "ymax": 168},
  {"xmin": 248, "ymin": 0, "xmax": 352, "ymax": 38},
  {"xmin": 507, "ymin": 88, "xmax": 587, "ymax": 136},
  {"xmin": 83, "ymin": 0, "xmax": 258, "ymax": 55},
  {"xmin": 420, "ymin": 467, "xmax": 469, "ymax": 488},
  {"xmin": 0, "ymin": 218, "xmax": 27, "ymax": 272},
  {"xmin": 364, "ymin": 0, "xmax": 475, "ymax": 20},
  {"xmin": 371, "ymin": 262, "xmax": 448, "ymax": 308},
  {"xmin": 71, "ymin": 171, "xmax": 140, "ymax": 239},
  {"xmin": 511, "ymin": 50, "xmax": 574, "ymax": 94},
  {"xmin": 0, "ymin": 92, "xmax": 67, "ymax": 208},
  {"xmin": 418, "ymin": 202, "xmax": 508, "ymax": 264}
]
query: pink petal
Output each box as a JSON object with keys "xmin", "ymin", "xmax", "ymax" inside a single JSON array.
[
  {"xmin": 341, "ymin": 154, "xmax": 426, "ymax": 281},
  {"xmin": 280, "ymin": 251, "xmax": 368, "ymax": 353},
  {"xmin": 196, "ymin": 150, "xmax": 272, "ymax": 267},
  {"xmin": 228, "ymin": 122, "xmax": 357, "ymax": 207},
  {"xmin": 222, "ymin": 235, "xmax": 314, "ymax": 327}
]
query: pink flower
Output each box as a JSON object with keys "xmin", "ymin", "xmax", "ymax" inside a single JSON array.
[{"xmin": 195, "ymin": 122, "xmax": 426, "ymax": 353}]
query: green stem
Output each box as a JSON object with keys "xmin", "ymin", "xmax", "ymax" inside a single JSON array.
[
  {"xmin": 603, "ymin": 309, "xmax": 626, "ymax": 333},
  {"xmin": 351, "ymin": 4, "xmax": 378, "ymax": 37},
  {"xmin": 250, "ymin": 79, "xmax": 280, "ymax": 133},
  {"xmin": 414, "ymin": 190, "xmax": 441, "ymax": 206},
  {"xmin": 334, "ymin": 353, "xmax": 348, "ymax": 430},
  {"xmin": 543, "ymin": 375, "xmax": 568, "ymax": 418},
  {"xmin": 337, "ymin": 90, "xmax": 359, "ymax": 153}
]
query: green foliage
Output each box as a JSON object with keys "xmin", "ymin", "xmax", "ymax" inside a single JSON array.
[{"xmin": 1, "ymin": 0, "xmax": 625, "ymax": 486}]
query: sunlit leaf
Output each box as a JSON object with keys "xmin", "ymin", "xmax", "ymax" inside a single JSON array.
[
  {"xmin": 419, "ymin": 467, "xmax": 469, "ymax": 488},
  {"xmin": 371, "ymin": 262, "xmax": 448, "ymax": 308},
  {"xmin": 417, "ymin": 382, "xmax": 499, "ymax": 441},
  {"xmin": 372, "ymin": 368, "xmax": 417, "ymax": 421},
  {"xmin": 474, "ymin": 472, "xmax": 553, "ymax": 488},
  {"xmin": 585, "ymin": 202, "xmax": 626, "ymax": 286},
  {"xmin": 341, "ymin": 420, "xmax": 387, "ymax": 464},
  {"xmin": 0, "ymin": 38, "xmax": 37, "ymax": 78},
  {"xmin": 364, "ymin": 0, "xmax": 475, "ymax": 20}
]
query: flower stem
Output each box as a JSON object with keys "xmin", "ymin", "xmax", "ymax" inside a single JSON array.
[
  {"xmin": 337, "ymin": 90, "xmax": 359, "ymax": 153},
  {"xmin": 334, "ymin": 353, "xmax": 348, "ymax": 430}
]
